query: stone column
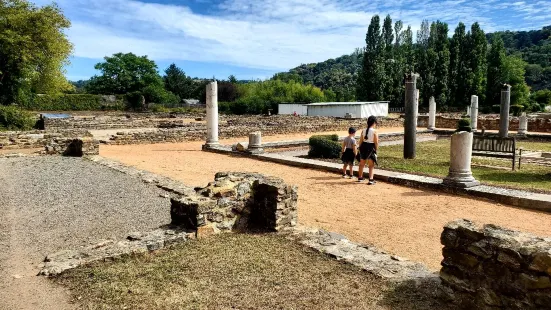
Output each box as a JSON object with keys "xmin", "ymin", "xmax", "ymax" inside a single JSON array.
[
  {"xmin": 518, "ymin": 112, "xmax": 528, "ymax": 136},
  {"xmin": 470, "ymin": 95, "xmax": 479, "ymax": 132},
  {"xmin": 204, "ymin": 81, "xmax": 219, "ymax": 149},
  {"xmin": 404, "ymin": 73, "xmax": 419, "ymax": 159},
  {"xmin": 499, "ymin": 84, "xmax": 511, "ymax": 138},
  {"xmin": 247, "ymin": 131, "xmax": 263, "ymax": 154},
  {"xmin": 428, "ymin": 96, "xmax": 436, "ymax": 130},
  {"xmin": 444, "ymin": 132, "xmax": 480, "ymax": 188}
]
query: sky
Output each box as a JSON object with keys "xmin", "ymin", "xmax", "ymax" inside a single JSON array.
[{"xmin": 31, "ymin": 0, "xmax": 551, "ymax": 81}]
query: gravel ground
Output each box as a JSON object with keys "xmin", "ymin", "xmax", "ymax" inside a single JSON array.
[
  {"xmin": 101, "ymin": 140, "xmax": 551, "ymax": 272},
  {"xmin": 0, "ymin": 156, "xmax": 170, "ymax": 310}
]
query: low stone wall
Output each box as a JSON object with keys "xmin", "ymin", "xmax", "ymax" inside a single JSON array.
[
  {"xmin": 440, "ymin": 219, "xmax": 551, "ymax": 308},
  {"xmin": 43, "ymin": 137, "xmax": 99, "ymax": 156},
  {"xmin": 105, "ymin": 116, "xmax": 404, "ymax": 145},
  {"xmin": 171, "ymin": 172, "xmax": 298, "ymax": 237},
  {"xmin": 419, "ymin": 115, "xmax": 551, "ymax": 132},
  {"xmin": 0, "ymin": 129, "xmax": 92, "ymax": 150}
]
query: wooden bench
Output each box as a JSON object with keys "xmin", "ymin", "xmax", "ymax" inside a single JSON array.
[{"xmin": 472, "ymin": 136, "xmax": 523, "ymax": 171}]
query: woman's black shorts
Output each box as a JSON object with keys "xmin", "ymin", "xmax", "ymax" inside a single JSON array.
[{"xmin": 359, "ymin": 142, "xmax": 376, "ymax": 161}]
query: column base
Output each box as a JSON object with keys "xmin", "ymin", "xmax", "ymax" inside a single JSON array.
[
  {"xmin": 202, "ymin": 143, "xmax": 220, "ymax": 150},
  {"xmin": 246, "ymin": 147, "xmax": 264, "ymax": 154},
  {"xmin": 517, "ymin": 130, "xmax": 527, "ymax": 136},
  {"xmin": 427, "ymin": 127, "xmax": 435, "ymax": 131},
  {"xmin": 443, "ymin": 171, "xmax": 480, "ymax": 188}
]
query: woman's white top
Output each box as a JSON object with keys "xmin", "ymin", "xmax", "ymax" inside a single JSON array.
[{"xmin": 361, "ymin": 128, "xmax": 376, "ymax": 143}]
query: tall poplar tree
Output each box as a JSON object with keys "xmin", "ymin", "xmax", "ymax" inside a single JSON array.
[
  {"xmin": 486, "ymin": 35, "xmax": 506, "ymax": 106},
  {"xmin": 357, "ymin": 15, "xmax": 385, "ymax": 101},
  {"xmin": 449, "ymin": 22, "xmax": 470, "ymax": 107},
  {"xmin": 427, "ymin": 21, "xmax": 450, "ymax": 106},
  {"xmin": 468, "ymin": 22, "xmax": 487, "ymax": 104},
  {"xmin": 382, "ymin": 15, "xmax": 395, "ymax": 104},
  {"xmin": 416, "ymin": 20, "xmax": 431, "ymax": 106}
]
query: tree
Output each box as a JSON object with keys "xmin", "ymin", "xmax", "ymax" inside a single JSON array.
[
  {"xmin": 468, "ymin": 23, "xmax": 487, "ymax": 103},
  {"xmin": 449, "ymin": 22, "xmax": 470, "ymax": 107},
  {"xmin": 357, "ymin": 15, "xmax": 385, "ymax": 101},
  {"xmin": 86, "ymin": 53, "xmax": 180, "ymax": 105},
  {"xmin": 416, "ymin": 20, "xmax": 431, "ymax": 106},
  {"xmin": 428, "ymin": 21, "xmax": 450, "ymax": 107},
  {"xmin": 381, "ymin": 15, "xmax": 395, "ymax": 103},
  {"xmin": 503, "ymin": 55, "xmax": 530, "ymax": 108},
  {"xmin": 486, "ymin": 35, "xmax": 506, "ymax": 106},
  {"xmin": 0, "ymin": 0, "xmax": 73, "ymax": 105},
  {"xmin": 228, "ymin": 75, "xmax": 238, "ymax": 84},
  {"xmin": 163, "ymin": 63, "xmax": 194, "ymax": 99}
]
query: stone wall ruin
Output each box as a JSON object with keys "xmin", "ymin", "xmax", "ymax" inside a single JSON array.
[
  {"xmin": 440, "ymin": 219, "xmax": 551, "ymax": 309},
  {"xmin": 171, "ymin": 172, "xmax": 298, "ymax": 237}
]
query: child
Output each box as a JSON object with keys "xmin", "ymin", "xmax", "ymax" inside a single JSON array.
[
  {"xmin": 341, "ymin": 127, "xmax": 357, "ymax": 178},
  {"xmin": 358, "ymin": 116, "xmax": 379, "ymax": 185}
]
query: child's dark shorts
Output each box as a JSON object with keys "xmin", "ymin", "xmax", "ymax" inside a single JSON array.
[{"xmin": 341, "ymin": 148, "xmax": 355, "ymax": 164}]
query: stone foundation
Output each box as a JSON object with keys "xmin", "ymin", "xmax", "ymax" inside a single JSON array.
[
  {"xmin": 440, "ymin": 219, "xmax": 551, "ymax": 309},
  {"xmin": 43, "ymin": 137, "xmax": 99, "ymax": 156},
  {"xmin": 419, "ymin": 115, "xmax": 551, "ymax": 133},
  {"xmin": 171, "ymin": 172, "xmax": 298, "ymax": 236}
]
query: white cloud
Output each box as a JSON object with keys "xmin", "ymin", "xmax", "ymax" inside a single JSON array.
[{"xmin": 33, "ymin": 0, "xmax": 551, "ymax": 71}]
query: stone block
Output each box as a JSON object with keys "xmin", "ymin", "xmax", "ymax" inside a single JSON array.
[
  {"xmin": 196, "ymin": 225, "xmax": 217, "ymax": 239},
  {"xmin": 529, "ymin": 251, "xmax": 551, "ymax": 275}
]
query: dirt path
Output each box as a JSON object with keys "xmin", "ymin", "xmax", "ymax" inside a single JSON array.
[
  {"xmin": 101, "ymin": 140, "xmax": 551, "ymax": 270},
  {"xmin": 0, "ymin": 156, "xmax": 171, "ymax": 309}
]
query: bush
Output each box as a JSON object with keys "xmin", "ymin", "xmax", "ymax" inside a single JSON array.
[
  {"xmin": 0, "ymin": 106, "xmax": 35, "ymax": 131},
  {"xmin": 150, "ymin": 104, "xmax": 170, "ymax": 113},
  {"xmin": 125, "ymin": 91, "xmax": 145, "ymax": 111},
  {"xmin": 456, "ymin": 118, "xmax": 472, "ymax": 132},
  {"xmin": 142, "ymin": 85, "xmax": 180, "ymax": 106},
  {"xmin": 491, "ymin": 105, "xmax": 501, "ymax": 114},
  {"xmin": 511, "ymin": 104, "xmax": 524, "ymax": 116},
  {"xmin": 308, "ymin": 135, "xmax": 341, "ymax": 158},
  {"xmin": 19, "ymin": 94, "xmax": 122, "ymax": 111}
]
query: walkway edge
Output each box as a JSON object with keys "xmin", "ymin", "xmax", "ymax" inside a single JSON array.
[{"xmin": 204, "ymin": 146, "xmax": 551, "ymax": 213}]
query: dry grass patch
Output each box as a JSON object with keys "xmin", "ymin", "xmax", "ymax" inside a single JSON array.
[{"xmin": 56, "ymin": 233, "xmax": 449, "ymax": 310}]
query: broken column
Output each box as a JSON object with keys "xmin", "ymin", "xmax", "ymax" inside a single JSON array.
[
  {"xmin": 470, "ymin": 95, "xmax": 479, "ymax": 132},
  {"xmin": 518, "ymin": 112, "xmax": 528, "ymax": 136},
  {"xmin": 247, "ymin": 131, "xmax": 263, "ymax": 154},
  {"xmin": 404, "ymin": 73, "xmax": 419, "ymax": 159},
  {"xmin": 428, "ymin": 96, "xmax": 436, "ymax": 130},
  {"xmin": 444, "ymin": 132, "xmax": 479, "ymax": 188},
  {"xmin": 499, "ymin": 84, "xmax": 511, "ymax": 138},
  {"xmin": 204, "ymin": 81, "xmax": 219, "ymax": 149}
]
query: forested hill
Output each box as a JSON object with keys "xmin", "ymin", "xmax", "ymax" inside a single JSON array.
[
  {"xmin": 491, "ymin": 26, "xmax": 551, "ymax": 91},
  {"xmin": 277, "ymin": 25, "xmax": 550, "ymax": 101}
]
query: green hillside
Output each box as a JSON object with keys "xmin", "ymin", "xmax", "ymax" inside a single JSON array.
[{"xmin": 277, "ymin": 25, "xmax": 551, "ymax": 103}]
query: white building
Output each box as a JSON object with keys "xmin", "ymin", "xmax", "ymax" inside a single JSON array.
[
  {"xmin": 278, "ymin": 103, "xmax": 308, "ymax": 115},
  {"xmin": 305, "ymin": 102, "xmax": 389, "ymax": 118}
]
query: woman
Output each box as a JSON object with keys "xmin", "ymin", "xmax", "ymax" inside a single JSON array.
[{"xmin": 357, "ymin": 116, "xmax": 378, "ymax": 185}]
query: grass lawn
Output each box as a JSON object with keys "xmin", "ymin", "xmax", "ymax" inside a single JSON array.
[
  {"xmin": 56, "ymin": 233, "xmax": 448, "ymax": 310},
  {"xmin": 378, "ymin": 139, "xmax": 551, "ymax": 192}
]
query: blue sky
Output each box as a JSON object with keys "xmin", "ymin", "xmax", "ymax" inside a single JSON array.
[{"xmin": 32, "ymin": 0, "xmax": 551, "ymax": 81}]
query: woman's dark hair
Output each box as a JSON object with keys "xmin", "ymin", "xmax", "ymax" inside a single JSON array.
[{"xmin": 365, "ymin": 116, "xmax": 377, "ymax": 139}]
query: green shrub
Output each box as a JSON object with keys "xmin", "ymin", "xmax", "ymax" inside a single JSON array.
[
  {"xmin": 150, "ymin": 104, "xmax": 170, "ymax": 113},
  {"xmin": 308, "ymin": 135, "xmax": 341, "ymax": 158},
  {"xmin": 18, "ymin": 94, "xmax": 124, "ymax": 111},
  {"xmin": 456, "ymin": 118, "xmax": 472, "ymax": 132},
  {"xmin": 125, "ymin": 91, "xmax": 145, "ymax": 111},
  {"xmin": 511, "ymin": 104, "xmax": 524, "ymax": 116},
  {"xmin": 0, "ymin": 106, "xmax": 35, "ymax": 131}
]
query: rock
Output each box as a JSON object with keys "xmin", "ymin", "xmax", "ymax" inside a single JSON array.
[
  {"xmin": 529, "ymin": 251, "xmax": 551, "ymax": 275},
  {"xmin": 517, "ymin": 273, "xmax": 551, "ymax": 290},
  {"xmin": 196, "ymin": 225, "xmax": 216, "ymax": 239}
]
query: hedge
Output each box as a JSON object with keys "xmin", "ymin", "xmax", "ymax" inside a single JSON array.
[
  {"xmin": 20, "ymin": 94, "xmax": 124, "ymax": 111},
  {"xmin": 0, "ymin": 106, "xmax": 35, "ymax": 131},
  {"xmin": 308, "ymin": 134, "xmax": 341, "ymax": 158}
]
